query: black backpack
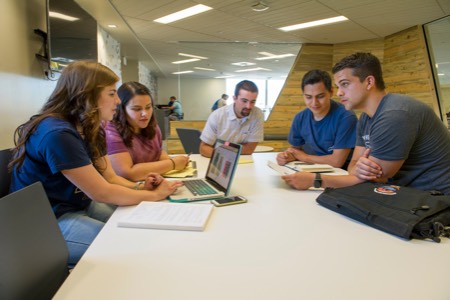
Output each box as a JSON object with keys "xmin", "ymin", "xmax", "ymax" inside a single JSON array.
[{"xmin": 316, "ymin": 182, "xmax": 450, "ymax": 242}]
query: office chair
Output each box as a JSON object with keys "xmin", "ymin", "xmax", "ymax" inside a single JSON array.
[
  {"xmin": 176, "ymin": 128, "xmax": 202, "ymax": 154},
  {"xmin": 0, "ymin": 182, "xmax": 69, "ymax": 300},
  {"xmin": 0, "ymin": 148, "xmax": 13, "ymax": 197}
]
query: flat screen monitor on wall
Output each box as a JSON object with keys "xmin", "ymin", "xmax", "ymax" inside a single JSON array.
[{"xmin": 47, "ymin": 0, "xmax": 97, "ymax": 72}]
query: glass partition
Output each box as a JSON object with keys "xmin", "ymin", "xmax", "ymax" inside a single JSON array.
[
  {"xmin": 424, "ymin": 16, "xmax": 450, "ymax": 128},
  {"xmin": 158, "ymin": 41, "xmax": 301, "ymax": 121}
]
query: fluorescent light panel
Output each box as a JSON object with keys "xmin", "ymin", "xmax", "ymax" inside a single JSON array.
[
  {"xmin": 179, "ymin": 53, "xmax": 208, "ymax": 59},
  {"xmin": 49, "ymin": 11, "xmax": 79, "ymax": 21},
  {"xmin": 194, "ymin": 67, "xmax": 216, "ymax": 71},
  {"xmin": 154, "ymin": 4, "xmax": 212, "ymax": 24},
  {"xmin": 235, "ymin": 67, "xmax": 271, "ymax": 73},
  {"xmin": 172, "ymin": 58, "xmax": 200, "ymax": 64},
  {"xmin": 172, "ymin": 71, "xmax": 194, "ymax": 74},
  {"xmin": 255, "ymin": 53, "xmax": 295, "ymax": 60},
  {"xmin": 279, "ymin": 16, "xmax": 348, "ymax": 32}
]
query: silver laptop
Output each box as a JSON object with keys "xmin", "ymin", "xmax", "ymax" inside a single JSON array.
[{"xmin": 169, "ymin": 141, "xmax": 242, "ymax": 202}]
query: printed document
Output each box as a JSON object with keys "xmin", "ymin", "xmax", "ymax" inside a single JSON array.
[{"xmin": 118, "ymin": 202, "xmax": 214, "ymax": 231}]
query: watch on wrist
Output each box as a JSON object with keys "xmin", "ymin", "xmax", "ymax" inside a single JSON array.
[
  {"xmin": 134, "ymin": 181, "xmax": 144, "ymax": 190},
  {"xmin": 313, "ymin": 173, "xmax": 322, "ymax": 188}
]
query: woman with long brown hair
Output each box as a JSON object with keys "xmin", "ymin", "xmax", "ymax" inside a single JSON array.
[
  {"xmin": 105, "ymin": 81, "xmax": 189, "ymax": 181},
  {"xmin": 9, "ymin": 61, "xmax": 182, "ymax": 267}
]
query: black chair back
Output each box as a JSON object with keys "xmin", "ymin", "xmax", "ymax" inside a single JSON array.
[
  {"xmin": 176, "ymin": 128, "xmax": 202, "ymax": 154},
  {"xmin": 0, "ymin": 148, "xmax": 12, "ymax": 197},
  {"xmin": 0, "ymin": 182, "xmax": 69, "ymax": 300}
]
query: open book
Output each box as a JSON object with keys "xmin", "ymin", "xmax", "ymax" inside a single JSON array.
[
  {"xmin": 285, "ymin": 161, "xmax": 334, "ymax": 173},
  {"xmin": 267, "ymin": 160, "xmax": 334, "ymax": 174},
  {"xmin": 163, "ymin": 161, "xmax": 197, "ymax": 178},
  {"xmin": 118, "ymin": 202, "xmax": 214, "ymax": 231}
]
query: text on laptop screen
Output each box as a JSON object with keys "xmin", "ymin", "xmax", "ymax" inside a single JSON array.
[{"xmin": 205, "ymin": 144, "xmax": 240, "ymax": 190}]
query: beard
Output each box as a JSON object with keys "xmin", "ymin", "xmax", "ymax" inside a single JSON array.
[{"xmin": 240, "ymin": 108, "xmax": 251, "ymax": 117}]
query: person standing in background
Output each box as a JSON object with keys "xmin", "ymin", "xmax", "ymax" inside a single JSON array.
[{"xmin": 211, "ymin": 94, "xmax": 229, "ymax": 111}]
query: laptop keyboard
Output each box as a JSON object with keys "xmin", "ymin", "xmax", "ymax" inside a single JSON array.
[{"xmin": 184, "ymin": 180, "xmax": 218, "ymax": 195}]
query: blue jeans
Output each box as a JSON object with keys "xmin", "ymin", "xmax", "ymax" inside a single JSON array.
[{"xmin": 58, "ymin": 201, "xmax": 116, "ymax": 268}]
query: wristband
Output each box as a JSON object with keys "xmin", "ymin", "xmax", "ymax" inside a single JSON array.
[
  {"xmin": 134, "ymin": 181, "xmax": 144, "ymax": 190},
  {"xmin": 170, "ymin": 158, "xmax": 175, "ymax": 170}
]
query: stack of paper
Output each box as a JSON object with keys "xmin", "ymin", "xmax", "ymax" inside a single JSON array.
[{"xmin": 118, "ymin": 202, "xmax": 214, "ymax": 231}]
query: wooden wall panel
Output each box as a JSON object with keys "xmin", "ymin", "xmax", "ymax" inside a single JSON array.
[
  {"xmin": 383, "ymin": 25, "xmax": 439, "ymax": 114},
  {"xmin": 332, "ymin": 39, "xmax": 385, "ymax": 65},
  {"xmin": 265, "ymin": 44, "xmax": 333, "ymax": 136}
]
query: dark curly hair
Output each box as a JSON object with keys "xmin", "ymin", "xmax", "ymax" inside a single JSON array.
[
  {"xmin": 111, "ymin": 81, "xmax": 157, "ymax": 148},
  {"xmin": 10, "ymin": 60, "xmax": 119, "ymax": 172},
  {"xmin": 332, "ymin": 52, "xmax": 386, "ymax": 90}
]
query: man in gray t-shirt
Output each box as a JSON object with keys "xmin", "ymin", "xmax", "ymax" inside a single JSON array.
[
  {"xmin": 356, "ymin": 93, "xmax": 450, "ymax": 194},
  {"xmin": 281, "ymin": 52, "xmax": 450, "ymax": 194}
]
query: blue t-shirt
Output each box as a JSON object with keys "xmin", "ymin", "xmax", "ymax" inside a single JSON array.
[
  {"xmin": 10, "ymin": 117, "xmax": 93, "ymax": 217},
  {"xmin": 288, "ymin": 100, "xmax": 357, "ymax": 156},
  {"xmin": 172, "ymin": 101, "xmax": 183, "ymax": 116}
]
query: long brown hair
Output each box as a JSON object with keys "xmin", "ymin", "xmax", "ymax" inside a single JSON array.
[
  {"xmin": 9, "ymin": 60, "xmax": 119, "ymax": 171},
  {"xmin": 112, "ymin": 81, "xmax": 157, "ymax": 147}
]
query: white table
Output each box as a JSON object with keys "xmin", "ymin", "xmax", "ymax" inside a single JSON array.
[{"xmin": 54, "ymin": 153, "xmax": 450, "ymax": 300}]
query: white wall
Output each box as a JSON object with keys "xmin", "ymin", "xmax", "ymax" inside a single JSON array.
[
  {"xmin": 98, "ymin": 25, "xmax": 122, "ymax": 83},
  {"xmin": 0, "ymin": 0, "xmax": 57, "ymax": 149},
  {"xmin": 158, "ymin": 78, "xmax": 226, "ymax": 120}
]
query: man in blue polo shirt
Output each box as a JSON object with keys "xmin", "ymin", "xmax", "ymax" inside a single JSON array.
[{"xmin": 277, "ymin": 69, "xmax": 357, "ymax": 169}]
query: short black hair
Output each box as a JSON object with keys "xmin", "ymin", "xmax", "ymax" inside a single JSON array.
[
  {"xmin": 332, "ymin": 52, "xmax": 386, "ymax": 90},
  {"xmin": 234, "ymin": 80, "xmax": 258, "ymax": 97},
  {"xmin": 301, "ymin": 69, "xmax": 332, "ymax": 92}
]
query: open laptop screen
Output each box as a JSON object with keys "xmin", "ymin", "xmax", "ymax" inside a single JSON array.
[{"xmin": 205, "ymin": 141, "xmax": 241, "ymax": 193}]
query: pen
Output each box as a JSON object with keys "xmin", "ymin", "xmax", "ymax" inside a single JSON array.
[{"xmin": 284, "ymin": 165, "xmax": 299, "ymax": 173}]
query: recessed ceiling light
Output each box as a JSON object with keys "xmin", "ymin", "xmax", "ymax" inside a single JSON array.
[
  {"xmin": 179, "ymin": 53, "xmax": 208, "ymax": 59},
  {"xmin": 49, "ymin": 11, "xmax": 79, "ymax": 21},
  {"xmin": 172, "ymin": 58, "xmax": 201, "ymax": 64},
  {"xmin": 172, "ymin": 71, "xmax": 194, "ymax": 74},
  {"xmin": 154, "ymin": 4, "xmax": 212, "ymax": 24},
  {"xmin": 107, "ymin": 24, "xmax": 117, "ymax": 28},
  {"xmin": 232, "ymin": 62, "xmax": 256, "ymax": 67},
  {"xmin": 279, "ymin": 16, "xmax": 348, "ymax": 32},
  {"xmin": 438, "ymin": 73, "xmax": 445, "ymax": 76},
  {"xmin": 251, "ymin": 2, "xmax": 269, "ymax": 12}
]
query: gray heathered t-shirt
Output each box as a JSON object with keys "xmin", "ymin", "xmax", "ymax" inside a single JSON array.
[{"xmin": 357, "ymin": 93, "xmax": 450, "ymax": 194}]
